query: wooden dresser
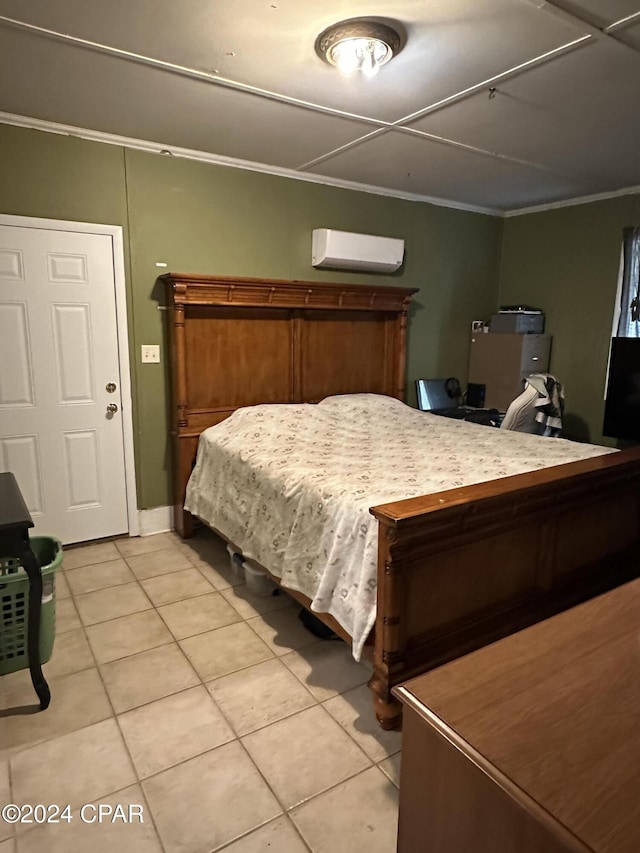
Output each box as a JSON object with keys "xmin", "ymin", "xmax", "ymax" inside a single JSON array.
[{"xmin": 394, "ymin": 578, "xmax": 640, "ymax": 853}]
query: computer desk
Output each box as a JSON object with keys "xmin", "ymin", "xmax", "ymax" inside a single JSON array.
[{"xmin": 428, "ymin": 406, "xmax": 505, "ymax": 427}]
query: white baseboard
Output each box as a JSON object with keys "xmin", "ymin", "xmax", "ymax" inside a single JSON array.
[{"xmin": 137, "ymin": 505, "xmax": 173, "ymax": 536}]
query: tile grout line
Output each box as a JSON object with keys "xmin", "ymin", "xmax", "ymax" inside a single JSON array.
[
  {"xmin": 7, "ymin": 559, "xmax": 169, "ymax": 853},
  {"xmin": 86, "ymin": 655, "xmax": 397, "ymax": 784},
  {"xmin": 226, "ymin": 603, "xmax": 402, "ymax": 790},
  {"xmin": 67, "ymin": 546, "xmax": 169, "ymax": 853},
  {"xmin": 6, "ymin": 536, "xmax": 257, "ymax": 848},
  {"xmin": 286, "ymin": 763, "xmax": 399, "ymax": 816},
  {"xmin": 235, "ymin": 702, "xmax": 376, "ymax": 815},
  {"xmin": 72, "ymin": 581, "xmax": 156, "ymax": 628},
  {"xmin": 174, "ymin": 669, "xmax": 317, "ymax": 853},
  {"xmin": 213, "ymin": 814, "xmax": 314, "ymax": 853},
  {"xmin": 74, "ymin": 562, "xmax": 169, "ymax": 853},
  {"xmin": 206, "ymin": 666, "xmax": 319, "ymax": 742},
  {"xmin": 111, "ymin": 558, "xmax": 383, "ymax": 843},
  {"xmin": 72, "ymin": 547, "xmax": 199, "ymax": 658},
  {"xmin": 150, "ymin": 533, "xmax": 394, "ymax": 789},
  {"xmin": 104, "ymin": 537, "xmax": 296, "ymax": 853},
  {"xmin": 7, "ymin": 532, "xmax": 399, "ymax": 852},
  {"xmin": 77, "ymin": 545, "xmax": 178, "ymax": 853},
  {"xmin": 110, "ymin": 563, "xmax": 392, "ymax": 756},
  {"xmin": 6, "ymin": 553, "xmax": 379, "ymax": 750}
]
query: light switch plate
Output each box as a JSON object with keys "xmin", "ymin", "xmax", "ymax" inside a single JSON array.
[{"xmin": 141, "ymin": 344, "xmax": 160, "ymax": 363}]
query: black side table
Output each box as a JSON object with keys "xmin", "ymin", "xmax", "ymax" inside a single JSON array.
[{"xmin": 0, "ymin": 472, "xmax": 51, "ymax": 709}]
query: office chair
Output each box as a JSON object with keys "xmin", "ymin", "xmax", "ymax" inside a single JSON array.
[{"xmin": 501, "ymin": 374, "xmax": 564, "ymax": 436}]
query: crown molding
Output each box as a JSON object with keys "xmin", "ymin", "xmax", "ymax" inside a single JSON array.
[
  {"xmin": 0, "ymin": 112, "xmax": 500, "ymax": 217},
  {"xmin": 3, "ymin": 112, "xmax": 638, "ymax": 219},
  {"xmin": 504, "ymin": 184, "xmax": 640, "ymax": 217}
]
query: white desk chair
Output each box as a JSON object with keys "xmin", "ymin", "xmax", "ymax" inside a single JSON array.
[{"xmin": 501, "ymin": 374, "xmax": 564, "ymax": 436}]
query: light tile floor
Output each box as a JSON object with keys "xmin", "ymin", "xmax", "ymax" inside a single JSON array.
[{"xmin": 0, "ymin": 529, "xmax": 401, "ymax": 853}]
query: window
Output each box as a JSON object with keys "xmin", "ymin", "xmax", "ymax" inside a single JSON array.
[
  {"xmin": 603, "ymin": 227, "xmax": 640, "ymax": 426},
  {"xmin": 615, "ymin": 226, "xmax": 640, "ymax": 338}
]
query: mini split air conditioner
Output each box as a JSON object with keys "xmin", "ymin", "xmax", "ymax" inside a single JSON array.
[{"xmin": 311, "ymin": 229, "xmax": 404, "ymax": 274}]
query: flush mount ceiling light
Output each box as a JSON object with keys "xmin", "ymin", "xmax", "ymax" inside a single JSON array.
[{"xmin": 316, "ymin": 18, "xmax": 401, "ymax": 78}]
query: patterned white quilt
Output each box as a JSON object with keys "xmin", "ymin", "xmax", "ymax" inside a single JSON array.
[{"xmin": 185, "ymin": 394, "xmax": 614, "ymax": 660}]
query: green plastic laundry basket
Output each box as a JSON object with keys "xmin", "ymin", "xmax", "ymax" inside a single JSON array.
[{"xmin": 0, "ymin": 536, "xmax": 63, "ymax": 676}]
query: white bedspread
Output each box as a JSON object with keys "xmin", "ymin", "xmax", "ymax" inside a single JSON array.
[{"xmin": 185, "ymin": 394, "xmax": 614, "ymax": 660}]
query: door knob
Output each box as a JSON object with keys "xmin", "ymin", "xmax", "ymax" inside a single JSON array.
[
  {"xmin": 106, "ymin": 403, "xmax": 118, "ymax": 414},
  {"xmin": 106, "ymin": 382, "xmax": 117, "ymax": 393}
]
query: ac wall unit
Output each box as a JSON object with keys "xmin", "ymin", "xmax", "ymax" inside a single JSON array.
[{"xmin": 311, "ymin": 229, "xmax": 404, "ymax": 274}]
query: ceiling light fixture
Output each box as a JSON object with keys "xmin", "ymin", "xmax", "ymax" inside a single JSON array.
[{"xmin": 316, "ymin": 19, "xmax": 401, "ymax": 78}]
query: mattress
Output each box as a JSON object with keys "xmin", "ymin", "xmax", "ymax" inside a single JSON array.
[{"xmin": 185, "ymin": 393, "xmax": 615, "ymax": 660}]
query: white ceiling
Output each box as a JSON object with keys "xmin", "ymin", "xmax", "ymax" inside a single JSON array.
[{"xmin": 1, "ymin": 0, "xmax": 639, "ymax": 213}]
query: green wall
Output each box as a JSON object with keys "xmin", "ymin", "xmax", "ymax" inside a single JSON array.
[
  {"xmin": 499, "ymin": 194, "xmax": 640, "ymax": 444},
  {"xmin": 0, "ymin": 124, "xmax": 501, "ymax": 509},
  {"xmin": 5, "ymin": 123, "xmax": 635, "ymax": 507}
]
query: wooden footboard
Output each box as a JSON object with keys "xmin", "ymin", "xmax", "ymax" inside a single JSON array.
[{"xmin": 369, "ymin": 447, "xmax": 640, "ymax": 729}]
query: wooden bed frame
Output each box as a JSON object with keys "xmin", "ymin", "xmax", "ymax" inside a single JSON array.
[{"xmin": 163, "ymin": 272, "xmax": 640, "ymax": 729}]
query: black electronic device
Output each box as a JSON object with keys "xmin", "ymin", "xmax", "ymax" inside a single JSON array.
[
  {"xmin": 490, "ymin": 313, "xmax": 545, "ymax": 334},
  {"xmin": 416, "ymin": 377, "xmax": 461, "ymax": 412},
  {"xmin": 498, "ymin": 305, "xmax": 543, "ymax": 314},
  {"xmin": 444, "ymin": 377, "xmax": 462, "ymax": 401},
  {"xmin": 415, "ymin": 378, "xmax": 500, "ymax": 426},
  {"xmin": 463, "ymin": 408, "xmax": 502, "ymax": 427},
  {"xmin": 466, "ymin": 382, "xmax": 486, "ymax": 408},
  {"xmin": 603, "ymin": 337, "xmax": 640, "ymax": 440}
]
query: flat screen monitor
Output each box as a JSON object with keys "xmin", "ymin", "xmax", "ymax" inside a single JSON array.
[
  {"xmin": 416, "ymin": 378, "xmax": 460, "ymax": 411},
  {"xmin": 603, "ymin": 337, "xmax": 640, "ymax": 440}
]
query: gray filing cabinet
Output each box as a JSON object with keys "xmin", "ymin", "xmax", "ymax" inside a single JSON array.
[{"xmin": 468, "ymin": 333, "xmax": 551, "ymax": 411}]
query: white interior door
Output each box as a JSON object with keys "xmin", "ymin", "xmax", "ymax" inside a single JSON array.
[{"xmin": 0, "ymin": 224, "xmax": 130, "ymax": 545}]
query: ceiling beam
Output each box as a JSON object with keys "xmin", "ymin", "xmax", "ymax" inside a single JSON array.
[
  {"xmin": 606, "ymin": 10, "xmax": 640, "ymax": 33},
  {"xmin": 1, "ymin": 6, "xmax": 634, "ymax": 199},
  {"xmin": 299, "ymin": 35, "xmax": 591, "ymax": 177},
  {"xmin": 390, "ymin": 35, "xmax": 590, "ymax": 126},
  {"xmin": 0, "ymin": 15, "xmax": 390, "ymax": 129},
  {"xmin": 520, "ymin": 0, "xmax": 640, "ymax": 59}
]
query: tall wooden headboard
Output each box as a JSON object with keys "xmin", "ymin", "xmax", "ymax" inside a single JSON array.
[{"xmin": 162, "ymin": 273, "xmax": 417, "ymax": 535}]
